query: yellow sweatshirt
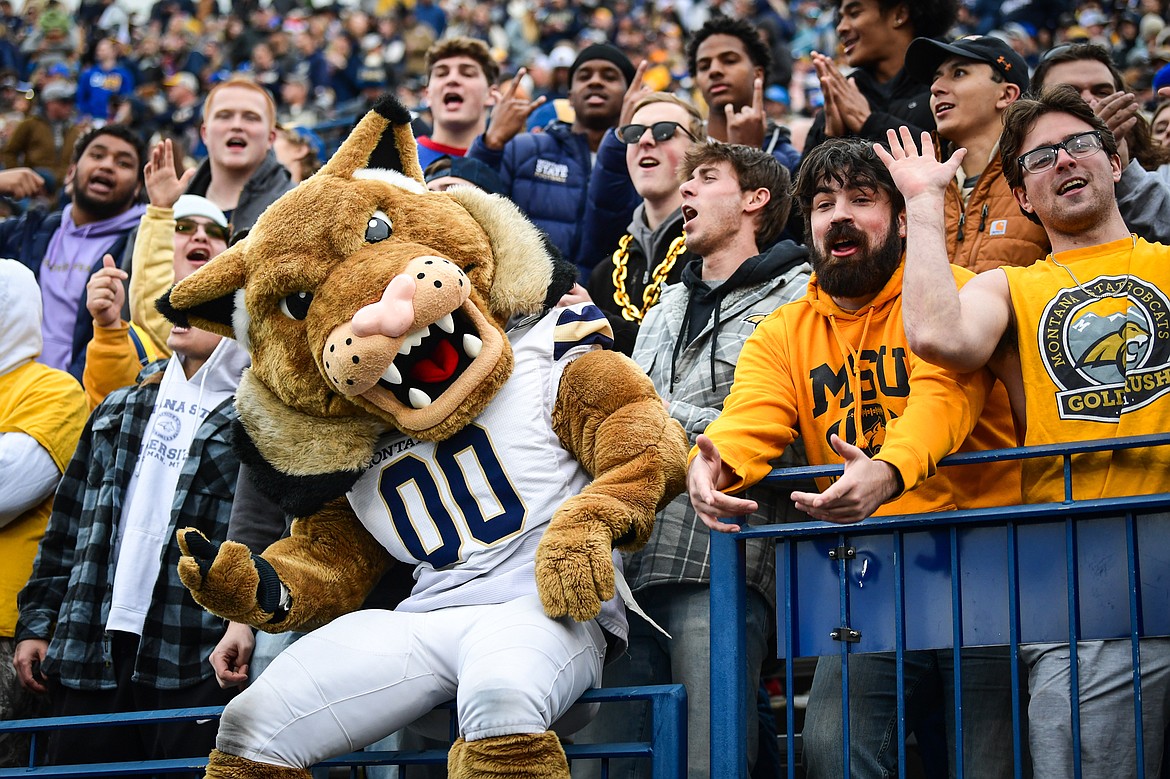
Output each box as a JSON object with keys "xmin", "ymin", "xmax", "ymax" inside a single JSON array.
[
  {"xmin": 699, "ymin": 261, "xmax": 1021, "ymax": 515},
  {"xmin": 82, "ymin": 322, "xmax": 159, "ymax": 410},
  {"xmin": 129, "ymin": 204, "xmax": 182, "ymax": 358},
  {"xmin": 1001, "ymin": 235, "xmax": 1170, "ymax": 502}
]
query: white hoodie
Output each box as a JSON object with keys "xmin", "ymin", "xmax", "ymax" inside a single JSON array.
[{"xmin": 107, "ymin": 336, "xmax": 249, "ymax": 636}]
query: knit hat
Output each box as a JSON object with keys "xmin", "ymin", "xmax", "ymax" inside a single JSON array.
[
  {"xmin": 905, "ymin": 35, "xmax": 1029, "ymax": 92},
  {"xmin": 174, "ymin": 195, "xmax": 229, "ymax": 228},
  {"xmin": 568, "ymin": 43, "xmax": 636, "ymax": 87}
]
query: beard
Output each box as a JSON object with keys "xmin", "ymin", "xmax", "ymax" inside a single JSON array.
[
  {"xmin": 811, "ymin": 217, "xmax": 903, "ymax": 300},
  {"xmin": 72, "ymin": 176, "xmax": 139, "ymax": 221}
]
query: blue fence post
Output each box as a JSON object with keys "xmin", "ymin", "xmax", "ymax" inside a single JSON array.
[{"xmin": 710, "ymin": 527, "xmax": 748, "ymax": 779}]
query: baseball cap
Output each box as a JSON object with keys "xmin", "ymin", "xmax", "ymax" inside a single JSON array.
[
  {"xmin": 164, "ymin": 71, "xmax": 199, "ymax": 93},
  {"xmin": 174, "ymin": 194, "xmax": 229, "ymax": 228},
  {"xmin": 1154, "ymin": 62, "xmax": 1170, "ymax": 92},
  {"xmin": 905, "ymin": 35, "xmax": 1030, "ymax": 92},
  {"xmin": 1078, "ymin": 9, "xmax": 1108, "ymax": 28},
  {"xmin": 423, "ymin": 156, "xmax": 504, "ymax": 195},
  {"xmin": 40, "ymin": 80, "xmax": 76, "ymax": 102}
]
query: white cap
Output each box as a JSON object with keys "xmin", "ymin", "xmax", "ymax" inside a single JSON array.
[{"xmin": 174, "ymin": 194, "xmax": 228, "ymax": 228}]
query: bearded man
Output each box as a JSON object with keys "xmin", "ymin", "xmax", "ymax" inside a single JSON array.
[
  {"xmin": 687, "ymin": 136, "xmax": 1022, "ymax": 777},
  {"xmin": 0, "ymin": 125, "xmax": 146, "ymax": 379}
]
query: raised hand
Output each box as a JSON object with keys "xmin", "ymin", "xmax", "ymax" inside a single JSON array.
[
  {"xmin": 1092, "ymin": 91, "xmax": 1139, "ymax": 167},
  {"xmin": 484, "ymin": 68, "xmax": 547, "ymax": 151},
  {"xmin": 874, "ymin": 126, "xmax": 966, "ymax": 202},
  {"xmin": 619, "ymin": 59, "xmax": 652, "ymax": 127},
  {"xmin": 814, "ymin": 52, "xmax": 851, "ymax": 136},
  {"xmin": 0, "ymin": 167, "xmax": 45, "ymax": 199},
  {"xmin": 686, "ymin": 434, "xmax": 758, "ymax": 533},
  {"xmin": 790, "ymin": 435, "xmax": 901, "ymax": 523},
  {"xmin": 144, "ymin": 138, "xmax": 196, "ymax": 209},
  {"xmin": 86, "ymin": 254, "xmax": 127, "ymax": 329},
  {"xmin": 725, "ymin": 77, "xmax": 767, "ymax": 149}
]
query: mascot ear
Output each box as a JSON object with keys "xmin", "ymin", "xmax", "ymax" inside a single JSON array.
[
  {"xmin": 157, "ymin": 239, "xmax": 248, "ymax": 340},
  {"xmin": 445, "ymin": 186, "xmax": 575, "ymax": 320},
  {"xmin": 319, "ymin": 94, "xmax": 424, "ymax": 184}
]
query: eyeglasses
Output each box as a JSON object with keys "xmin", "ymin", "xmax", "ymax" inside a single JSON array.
[
  {"xmin": 1017, "ymin": 131, "xmax": 1104, "ymax": 174},
  {"xmin": 175, "ymin": 217, "xmax": 230, "ymax": 243},
  {"xmin": 615, "ymin": 121, "xmax": 697, "ymax": 145}
]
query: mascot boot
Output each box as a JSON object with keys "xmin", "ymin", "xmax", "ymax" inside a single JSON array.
[
  {"xmin": 204, "ymin": 749, "xmax": 309, "ymax": 779},
  {"xmin": 447, "ymin": 732, "xmax": 569, "ymax": 779}
]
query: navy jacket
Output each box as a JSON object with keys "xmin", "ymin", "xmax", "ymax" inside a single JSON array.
[{"xmin": 468, "ymin": 121, "xmax": 640, "ymax": 277}]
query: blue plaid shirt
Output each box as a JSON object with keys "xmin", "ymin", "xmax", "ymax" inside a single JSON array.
[{"xmin": 16, "ymin": 362, "xmax": 240, "ymax": 690}]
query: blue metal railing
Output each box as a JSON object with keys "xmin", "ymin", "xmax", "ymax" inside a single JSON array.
[
  {"xmin": 710, "ymin": 433, "xmax": 1170, "ymax": 778},
  {"xmin": 0, "ymin": 685, "xmax": 686, "ymax": 778}
]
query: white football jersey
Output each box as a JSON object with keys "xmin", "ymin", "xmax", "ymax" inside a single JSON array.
[{"xmin": 347, "ymin": 304, "xmax": 615, "ymax": 612}]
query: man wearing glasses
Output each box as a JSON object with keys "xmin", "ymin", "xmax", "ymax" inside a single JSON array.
[
  {"xmin": 903, "ymin": 34, "xmax": 1050, "ymax": 273},
  {"xmin": 883, "ymin": 86, "xmax": 1170, "ymax": 778},
  {"xmin": 1030, "ymin": 42, "xmax": 1170, "ymax": 245}
]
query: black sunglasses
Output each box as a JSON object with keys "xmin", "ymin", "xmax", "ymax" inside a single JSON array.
[
  {"xmin": 615, "ymin": 121, "xmax": 697, "ymax": 145},
  {"xmin": 175, "ymin": 217, "xmax": 230, "ymax": 243}
]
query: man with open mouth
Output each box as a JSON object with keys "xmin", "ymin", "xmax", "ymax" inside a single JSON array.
[
  {"xmin": 803, "ymin": 0, "xmax": 956, "ymax": 157},
  {"xmin": 415, "ymin": 37, "xmax": 499, "ymax": 171},
  {"xmin": 903, "ymin": 34, "xmax": 1050, "ymax": 274},
  {"xmin": 0, "ymin": 124, "xmax": 146, "ymax": 378}
]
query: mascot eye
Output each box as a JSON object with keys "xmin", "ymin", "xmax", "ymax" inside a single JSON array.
[
  {"xmin": 279, "ymin": 291, "xmax": 314, "ymax": 320},
  {"xmin": 365, "ymin": 210, "xmax": 393, "ymax": 243}
]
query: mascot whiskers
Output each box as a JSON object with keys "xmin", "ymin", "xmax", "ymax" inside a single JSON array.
[{"xmin": 162, "ymin": 94, "xmax": 688, "ymax": 778}]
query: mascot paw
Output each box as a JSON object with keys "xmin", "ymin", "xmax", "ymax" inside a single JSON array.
[
  {"xmin": 535, "ymin": 519, "xmax": 615, "ymax": 622},
  {"xmin": 176, "ymin": 528, "xmax": 285, "ymax": 624}
]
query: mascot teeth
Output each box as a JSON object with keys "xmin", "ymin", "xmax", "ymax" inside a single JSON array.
[
  {"xmin": 399, "ymin": 326, "xmax": 429, "ymax": 355},
  {"xmin": 408, "ymin": 388, "xmax": 432, "ymax": 409},
  {"xmin": 436, "ymin": 313, "xmax": 455, "ymax": 333},
  {"xmin": 381, "ymin": 363, "xmax": 402, "ymax": 385},
  {"xmin": 463, "ymin": 334, "xmax": 483, "ymax": 358}
]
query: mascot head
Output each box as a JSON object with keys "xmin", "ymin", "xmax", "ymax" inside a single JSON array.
[{"xmin": 162, "ymin": 95, "xmax": 574, "ymax": 444}]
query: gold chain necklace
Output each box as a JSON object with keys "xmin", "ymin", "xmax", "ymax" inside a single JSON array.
[{"xmin": 611, "ymin": 234, "xmax": 687, "ymax": 323}]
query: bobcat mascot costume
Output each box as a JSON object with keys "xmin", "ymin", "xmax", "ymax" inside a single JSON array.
[{"xmin": 162, "ymin": 94, "xmax": 688, "ymax": 778}]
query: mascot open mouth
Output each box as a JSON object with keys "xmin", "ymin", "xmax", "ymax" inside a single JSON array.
[{"xmin": 376, "ymin": 308, "xmax": 482, "ymax": 409}]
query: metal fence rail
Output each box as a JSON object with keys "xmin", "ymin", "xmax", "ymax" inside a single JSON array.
[
  {"xmin": 710, "ymin": 433, "xmax": 1170, "ymax": 778},
  {"xmin": 0, "ymin": 685, "xmax": 686, "ymax": 778}
]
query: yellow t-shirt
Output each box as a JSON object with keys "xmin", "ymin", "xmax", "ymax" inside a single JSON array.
[
  {"xmin": 0, "ymin": 361, "xmax": 87, "ymax": 636},
  {"xmin": 1002, "ymin": 236, "xmax": 1170, "ymax": 502}
]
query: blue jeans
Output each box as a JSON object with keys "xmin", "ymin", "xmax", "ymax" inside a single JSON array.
[
  {"xmin": 802, "ymin": 648, "xmax": 1019, "ymax": 779},
  {"xmin": 571, "ymin": 583, "xmax": 772, "ymax": 779}
]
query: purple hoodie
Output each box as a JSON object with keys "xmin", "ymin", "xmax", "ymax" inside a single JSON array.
[{"xmin": 39, "ymin": 203, "xmax": 146, "ymax": 371}]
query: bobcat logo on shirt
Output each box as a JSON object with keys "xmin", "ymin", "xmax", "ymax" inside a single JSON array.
[
  {"xmin": 1038, "ymin": 274, "xmax": 1170, "ymax": 421},
  {"xmin": 533, "ymin": 159, "xmax": 569, "ymax": 183}
]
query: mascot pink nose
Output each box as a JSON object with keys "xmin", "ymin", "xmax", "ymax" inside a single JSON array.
[
  {"xmin": 352, "ymin": 274, "xmax": 417, "ymax": 339},
  {"xmin": 350, "ymin": 256, "xmax": 471, "ymax": 339}
]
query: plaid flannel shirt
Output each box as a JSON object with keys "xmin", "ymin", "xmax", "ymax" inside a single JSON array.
[
  {"xmin": 628, "ymin": 262, "xmax": 814, "ymax": 610},
  {"xmin": 16, "ymin": 361, "xmax": 239, "ymax": 690}
]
